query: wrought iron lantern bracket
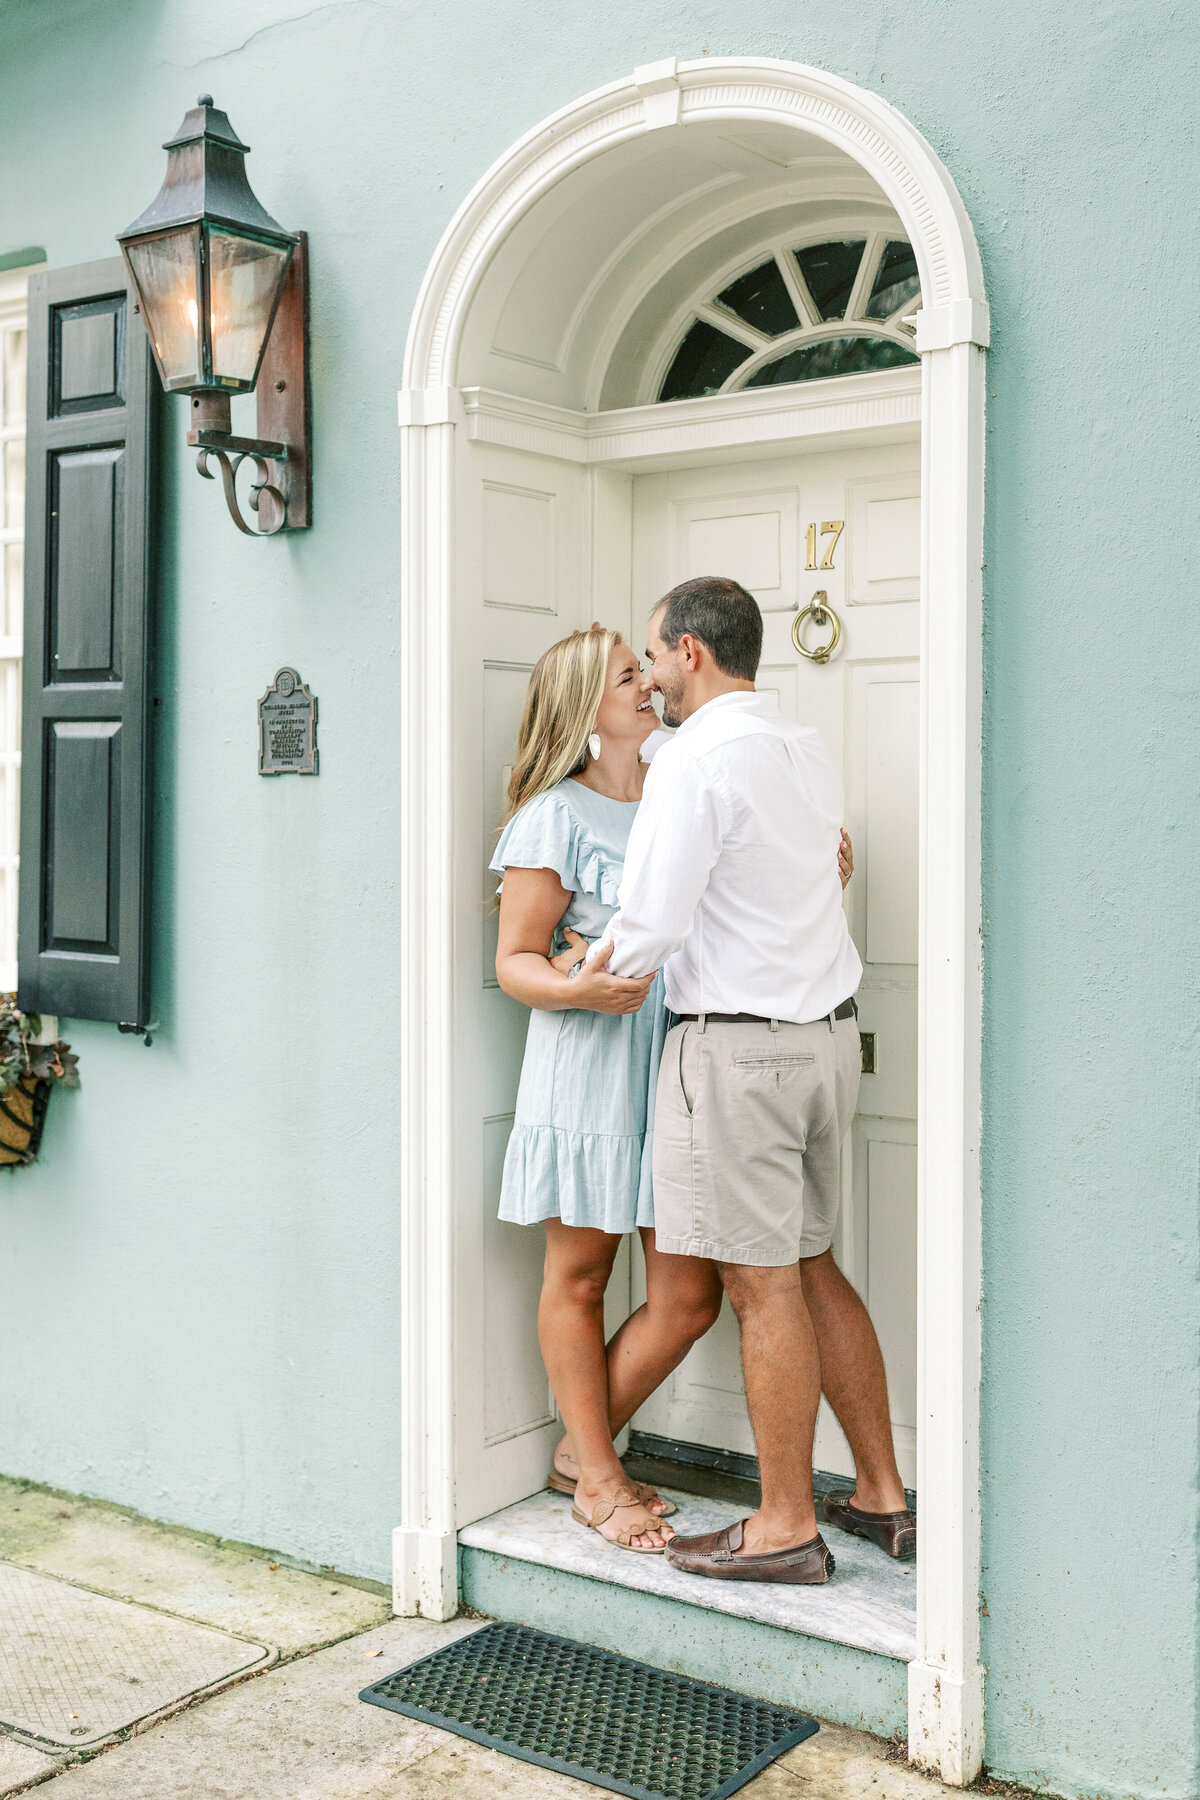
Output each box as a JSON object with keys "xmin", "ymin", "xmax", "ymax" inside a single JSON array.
[{"xmin": 194, "ymin": 444, "xmax": 288, "ymax": 537}]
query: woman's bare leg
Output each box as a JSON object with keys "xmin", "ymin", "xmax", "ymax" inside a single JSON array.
[
  {"xmin": 539, "ymin": 1220, "xmax": 670, "ymax": 1549},
  {"xmin": 610, "ymin": 1230, "xmax": 724, "ymax": 1426},
  {"xmin": 553, "ymin": 1229, "xmax": 722, "ymax": 1500}
]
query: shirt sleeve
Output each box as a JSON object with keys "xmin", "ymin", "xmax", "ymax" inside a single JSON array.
[{"xmin": 601, "ymin": 746, "xmax": 728, "ymax": 976}]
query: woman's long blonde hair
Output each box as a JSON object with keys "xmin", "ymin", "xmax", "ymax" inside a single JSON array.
[{"xmin": 503, "ymin": 627, "xmax": 621, "ymax": 823}]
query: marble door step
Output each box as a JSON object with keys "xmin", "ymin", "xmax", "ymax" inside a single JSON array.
[{"xmin": 458, "ymin": 1484, "xmax": 916, "ymax": 1662}]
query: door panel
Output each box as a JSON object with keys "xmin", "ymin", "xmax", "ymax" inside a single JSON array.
[
  {"xmin": 454, "ymin": 443, "xmax": 618, "ymax": 1526},
  {"xmin": 848, "ymin": 475, "xmax": 921, "ymax": 605},
  {"xmin": 862, "ymin": 672, "xmax": 919, "ymax": 966},
  {"xmin": 480, "ymin": 659, "xmax": 538, "ymax": 1005},
  {"xmin": 482, "ymin": 481, "xmax": 557, "ymax": 613},
  {"xmin": 482, "ymin": 1111, "xmax": 558, "ymax": 1446},
  {"xmin": 672, "ymin": 489, "xmax": 797, "ymax": 612},
  {"xmin": 47, "ymin": 721, "xmax": 120, "ymax": 948},
  {"xmin": 51, "ymin": 448, "xmax": 124, "ymax": 678},
  {"xmin": 865, "ymin": 1133, "xmax": 918, "ymax": 1429},
  {"xmin": 629, "ymin": 440, "xmax": 919, "ymax": 1489}
]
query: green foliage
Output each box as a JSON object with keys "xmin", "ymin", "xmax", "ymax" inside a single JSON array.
[{"xmin": 0, "ymin": 995, "xmax": 79, "ymax": 1095}]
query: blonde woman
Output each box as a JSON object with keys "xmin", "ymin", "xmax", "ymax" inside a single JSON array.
[{"xmin": 492, "ymin": 626, "xmax": 850, "ymax": 1556}]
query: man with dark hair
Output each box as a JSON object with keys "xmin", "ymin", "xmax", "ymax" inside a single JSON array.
[
  {"xmin": 655, "ymin": 575, "xmax": 763, "ymax": 691},
  {"xmin": 591, "ymin": 573, "xmax": 914, "ymax": 1584}
]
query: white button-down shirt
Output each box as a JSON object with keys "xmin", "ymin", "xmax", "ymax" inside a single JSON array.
[{"xmin": 602, "ymin": 690, "xmax": 862, "ymax": 1023}]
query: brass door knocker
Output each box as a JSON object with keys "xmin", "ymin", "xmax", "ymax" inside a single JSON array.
[{"xmin": 791, "ymin": 590, "xmax": 842, "ymax": 664}]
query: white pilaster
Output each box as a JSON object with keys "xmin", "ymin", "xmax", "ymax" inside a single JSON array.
[
  {"xmin": 395, "ymin": 401, "xmax": 459, "ymax": 1622},
  {"xmin": 392, "ymin": 1526, "xmax": 458, "ymax": 1620},
  {"xmin": 908, "ymin": 336, "xmax": 986, "ymax": 1783}
]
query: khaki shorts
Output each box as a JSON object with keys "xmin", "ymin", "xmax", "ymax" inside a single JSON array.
[{"xmin": 652, "ymin": 1013, "xmax": 860, "ymax": 1266}]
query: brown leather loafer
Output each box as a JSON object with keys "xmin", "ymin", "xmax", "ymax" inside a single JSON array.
[
  {"xmin": 823, "ymin": 1492, "xmax": 916, "ymax": 1559},
  {"xmin": 664, "ymin": 1518, "xmax": 834, "ymax": 1583}
]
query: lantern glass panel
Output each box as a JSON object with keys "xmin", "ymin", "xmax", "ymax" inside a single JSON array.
[
  {"xmin": 124, "ymin": 227, "xmax": 202, "ymax": 385},
  {"xmin": 208, "ymin": 229, "xmax": 291, "ymax": 387}
]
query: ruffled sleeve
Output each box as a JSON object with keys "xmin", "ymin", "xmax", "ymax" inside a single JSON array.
[{"xmin": 489, "ymin": 790, "xmax": 622, "ymax": 908}]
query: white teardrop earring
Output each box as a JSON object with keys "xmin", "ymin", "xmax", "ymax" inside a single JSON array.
[{"xmin": 588, "ymin": 732, "xmax": 602, "ymax": 761}]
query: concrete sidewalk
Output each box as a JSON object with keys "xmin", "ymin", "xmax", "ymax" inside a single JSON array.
[{"xmin": 0, "ymin": 1478, "xmax": 962, "ymax": 1800}]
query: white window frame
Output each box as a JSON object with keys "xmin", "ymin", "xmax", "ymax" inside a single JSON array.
[{"xmin": 641, "ymin": 229, "xmax": 922, "ymax": 406}]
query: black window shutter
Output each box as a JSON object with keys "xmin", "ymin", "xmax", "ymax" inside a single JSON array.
[{"xmin": 18, "ymin": 257, "xmax": 156, "ymax": 1028}]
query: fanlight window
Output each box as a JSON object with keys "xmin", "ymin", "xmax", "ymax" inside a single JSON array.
[{"xmin": 659, "ymin": 236, "xmax": 921, "ymax": 403}]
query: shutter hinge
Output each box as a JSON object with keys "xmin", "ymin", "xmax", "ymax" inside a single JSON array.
[{"xmin": 118, "ymin": 1021, "xmax": 157, "ymax": 1046}]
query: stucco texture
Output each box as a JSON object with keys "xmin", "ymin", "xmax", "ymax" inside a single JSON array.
[{"xmin": 0, "ymin": 3, "xmax": 1197, "ymax": 1796}]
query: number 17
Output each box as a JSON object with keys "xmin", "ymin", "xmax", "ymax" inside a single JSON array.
[{"xmin": 805, "ymin": 520, "xmax": 845, "ymax": 571}]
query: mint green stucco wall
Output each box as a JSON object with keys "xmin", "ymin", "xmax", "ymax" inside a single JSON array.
[{"xmin": 1, "ymin": 4, "xmax": 1196, "ymax": 1795}]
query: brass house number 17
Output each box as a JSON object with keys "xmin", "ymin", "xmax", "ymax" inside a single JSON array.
[{"xmin": 805, "ymin": 520, "xmax": 845, "ymax": 571}]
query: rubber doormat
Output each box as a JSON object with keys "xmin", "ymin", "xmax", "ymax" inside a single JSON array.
[{"xmin": 360, "ymin": 1620, "xmax": 818, "ymax": 1800}]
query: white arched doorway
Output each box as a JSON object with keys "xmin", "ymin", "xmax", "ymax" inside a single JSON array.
[{"xmin": 395, "ymin": 57, "xmax": 987, "ymax": 1784}]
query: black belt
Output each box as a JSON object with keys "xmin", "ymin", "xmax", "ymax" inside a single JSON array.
[{"xmin": 672, "ymin": 997, "xmax": 857, "ymax": 1027}]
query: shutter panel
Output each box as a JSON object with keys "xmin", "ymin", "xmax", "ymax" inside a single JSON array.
[{"xmin": 18, "ymin": 257, "xmax": 156, "ymax": 1027}]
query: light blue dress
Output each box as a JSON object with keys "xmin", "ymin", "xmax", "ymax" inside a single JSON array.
[{"xmin": 490, "ymin": 778, "xmax": 667, "ymax": 1233}]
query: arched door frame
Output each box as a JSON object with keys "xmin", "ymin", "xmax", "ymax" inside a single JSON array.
[{"xmin": 395, "ymin": 56, "xmax": 988, "ymax": 1786}]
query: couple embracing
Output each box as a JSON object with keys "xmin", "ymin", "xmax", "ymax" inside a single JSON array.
[{"xmin": 492, "ymin": 576, "xmax": 915, "ymax": 1584}]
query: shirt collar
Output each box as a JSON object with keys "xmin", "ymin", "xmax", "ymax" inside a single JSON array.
[{"xmin": 675, "ymin": 688, "xmax": 777, "ymax": 737}]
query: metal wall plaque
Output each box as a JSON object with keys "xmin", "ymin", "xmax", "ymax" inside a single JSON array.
[{"xmin": 258, "ymin": 667, "xmax": 318, "ymax": 775}]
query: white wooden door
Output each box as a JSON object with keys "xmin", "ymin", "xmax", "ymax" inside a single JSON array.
[
  {"xmin": 452, "ymin": 438, "xmax": 598, "ymax": 1526},
  {"xmin": 628, "ymin": 440, "xmax": 920, "ymax": 1489}
]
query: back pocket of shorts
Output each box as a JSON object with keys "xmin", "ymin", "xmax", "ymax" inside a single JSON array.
[{"xmin": 733, "ymin": 1052, "xmax": 816, "ymax": 1069}]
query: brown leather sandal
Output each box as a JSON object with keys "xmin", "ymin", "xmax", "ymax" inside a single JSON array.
[
  {"xmin": 823, "ymin": 1492, "xmax": 916, "ymax": 1559},
  {"xmin": 571, "ymin": 1483, "xmax": 673, "ymax": 1554},
  {"xmin": 547, "ymin": 1466, "xmax": 676, "ymax": 1517}
]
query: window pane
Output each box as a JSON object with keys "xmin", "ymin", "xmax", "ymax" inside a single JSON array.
[
  {"xmin": 0, "ymin": 660, "xmax": 18, "ymax": 749},
  {"xmin": 716, "ymin": 260, "xmax": 799, "ymax": 337},
  {"xmin": 4, "ymin": 543, "xmax": 22, "ymax": 637},
  {"xmin": 125, "ymin": 228, "xmax": 202, "ymax": 384},
  {"xmin": 744, "ymin": 335, "xmax": 919, "ymax": 389},
  {"xmin": 659, "ymin": 320, "xmax": 752, "ymax": 401},
  {"xmin": 3, "ymin": 329, "xmax": 26, "ymax": 427},
  {"xmin": 208, "ymin": 231, "xmax": 290, "ymax": 386},
  {"xmin": 3, "ymin": 440, "xmax": 23, "ymax": 532},
  {"xmin": 866, "ymin": 241, "xmax": 921, "ymax": 320},
  {"xmin": 793, "ymin": 241, "xmax": 865, "ymax": 321}
]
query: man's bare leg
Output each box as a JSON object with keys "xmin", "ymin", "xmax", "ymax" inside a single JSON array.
[
  {"xmin": 717, "ymin": 1261, "xmax": 822, "ymax": 1553},
  {"xmin": 799, "ymin": 1248, "xmax": 907, "ymax": 1514}
]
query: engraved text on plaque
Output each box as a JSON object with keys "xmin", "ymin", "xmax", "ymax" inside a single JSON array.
[{"xmin": 258, "ymin": 668, "xmax": 318, "ymax": 775}]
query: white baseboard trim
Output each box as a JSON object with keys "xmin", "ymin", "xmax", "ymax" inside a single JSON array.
[
  {"xmin": 392, "ymin": 1527, "xmax": 458, "ymax": 1621},
  {"xmin": 908, "ymin": 1659, "xmax": 986, "ymax": 1786}
]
